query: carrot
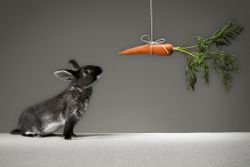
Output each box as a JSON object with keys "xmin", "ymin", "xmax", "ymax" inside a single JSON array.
[
  {"xmin": 118, "ymin": 21, "xmax": 243, "ymax": 91},
  {"xmin": 118, "ymin": 43, "xmax": 173, "ymax": 56}
]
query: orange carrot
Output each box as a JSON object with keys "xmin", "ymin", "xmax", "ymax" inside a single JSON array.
[{"xmin": 118, "ymin": 43, "xmax": 173, "ymax": 56}]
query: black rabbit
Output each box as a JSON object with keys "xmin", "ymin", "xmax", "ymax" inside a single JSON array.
[{"xmin": 11, "ymin": 60, "xmax": 103, "ymax": 139}]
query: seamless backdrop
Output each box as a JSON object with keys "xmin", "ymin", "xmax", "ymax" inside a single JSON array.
[{"xmin": 0, "ymin": 0, "xmax": 249, "ymax": 132}]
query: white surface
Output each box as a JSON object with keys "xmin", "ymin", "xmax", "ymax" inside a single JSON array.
[{"xmin": 0, "ymin": 133, "xmax": 250, "ymax": 167}]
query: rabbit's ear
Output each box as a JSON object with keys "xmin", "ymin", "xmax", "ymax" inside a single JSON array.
[
  {"xmin": 69, "ymin": 59, "xmax": 80, "ymax": 71},
  {"xmin": 53, "ymin": 70, "xmax": 75, "ymax": 81}
]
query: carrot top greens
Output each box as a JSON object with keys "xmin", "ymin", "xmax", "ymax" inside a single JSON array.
[{"xmin": 173, "ymin": 21, "xmax": 243, "ymax": 91}]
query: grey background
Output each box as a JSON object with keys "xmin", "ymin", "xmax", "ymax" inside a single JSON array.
[{"xmin": 0, "ymin": 0, "xmax": 249, "ymax": 133}]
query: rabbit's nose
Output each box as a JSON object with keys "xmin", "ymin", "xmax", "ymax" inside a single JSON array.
[
  {"xmin": 97, "ymin": 67, "xmax": 103, "ymax": 75},
  {"xmin": 96, "ymin": 67, "xmax": 103, "ymax": 79}
]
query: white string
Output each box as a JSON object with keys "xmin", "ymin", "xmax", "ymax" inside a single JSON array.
[
  {"xmin": 150, "ymin": 0, "xmax": 153, "ymax": 42},
  {"xmin": 141, "ymin": 35, "xmax": 166, "ymax": 45},
  {"xmin": 141, "ymin": 0, "xmax": 167, "ymax": 55}
]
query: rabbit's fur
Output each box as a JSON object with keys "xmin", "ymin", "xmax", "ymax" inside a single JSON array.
[{"xmin": 11, "ymin": 60, "xmax": 102, "ymax": 139}]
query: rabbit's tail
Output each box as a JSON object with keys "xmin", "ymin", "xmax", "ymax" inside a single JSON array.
[{"xmin": 10, "ymin": 129, "xmax": 21, "ymax": 135}]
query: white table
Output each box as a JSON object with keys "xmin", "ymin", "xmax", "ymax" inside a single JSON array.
[{"xmin": 0, "ymin": 133, "xmax": 249, "ymax": 167}]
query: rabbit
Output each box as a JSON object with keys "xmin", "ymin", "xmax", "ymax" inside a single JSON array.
[{"xmin": 11, "ymin": 60, "xmax": 103, "ymax": 139}]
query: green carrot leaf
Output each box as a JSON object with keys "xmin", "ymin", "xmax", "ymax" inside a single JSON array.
[
  {"xmin": 173, "ymin": 21, "xmax": 242, "ymax": 91},
  {"xmin": 206, "ymin": 21, "xmax": 243, "ymax": 48}
]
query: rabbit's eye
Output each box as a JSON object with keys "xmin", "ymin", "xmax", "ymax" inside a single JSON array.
[
  {"xmin": 85, "ymin": 69, "xmax": 91, "ymax": 74},
  {"xmin": 82, "ymin": 69, "xmax": 91, "ymax": 77},
  {"xmin": 82, "ymin": 72, "xmax": 87, "ymax": 77}
]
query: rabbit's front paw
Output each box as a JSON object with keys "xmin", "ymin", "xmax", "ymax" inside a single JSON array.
[{"xmin": 64, "ymin": 133, "xmax": 72, "ymax": 140}]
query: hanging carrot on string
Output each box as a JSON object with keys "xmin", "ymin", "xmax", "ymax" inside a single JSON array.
[
  {"xmin": 118, "ymin": 36, "xmax": 173, "ymax": 56},
  {"xmin": 119, "ymin": 0, "xmax": 173, "ymax": 56},
  {"xmin": 118, "ymin": 0, "xmax": 243, "ymax": 91}
]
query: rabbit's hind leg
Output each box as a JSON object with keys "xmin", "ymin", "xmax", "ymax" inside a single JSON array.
[
  {"xmin": 22, "ymin": 130, "xmax": 41, "ymax": 137},
  {"xmin": 19, "ymin": 112, "xmax": 43, "ymax": 137}
]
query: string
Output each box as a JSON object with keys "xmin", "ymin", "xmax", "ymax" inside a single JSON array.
[
  {"xmin": 141, "ymin": 0, "xmax": 167, "ymax": 55},
  {"xmin": 150, "ymin": 0, "xmax": 153, "ymax": 43}
]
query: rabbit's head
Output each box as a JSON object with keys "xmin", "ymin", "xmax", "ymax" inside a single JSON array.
[{"xmin": 53, "ymin": 60, "xmax": 103, "ymax": 89}]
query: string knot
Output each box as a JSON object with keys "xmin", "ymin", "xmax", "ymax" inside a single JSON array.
[
  {"xmin": 141, "ymin": 34, "xmax": 166, "ymax": 45},
  {"xmin": 141, "ymin": 34, "xmax": 168, "ymax": 55}
]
